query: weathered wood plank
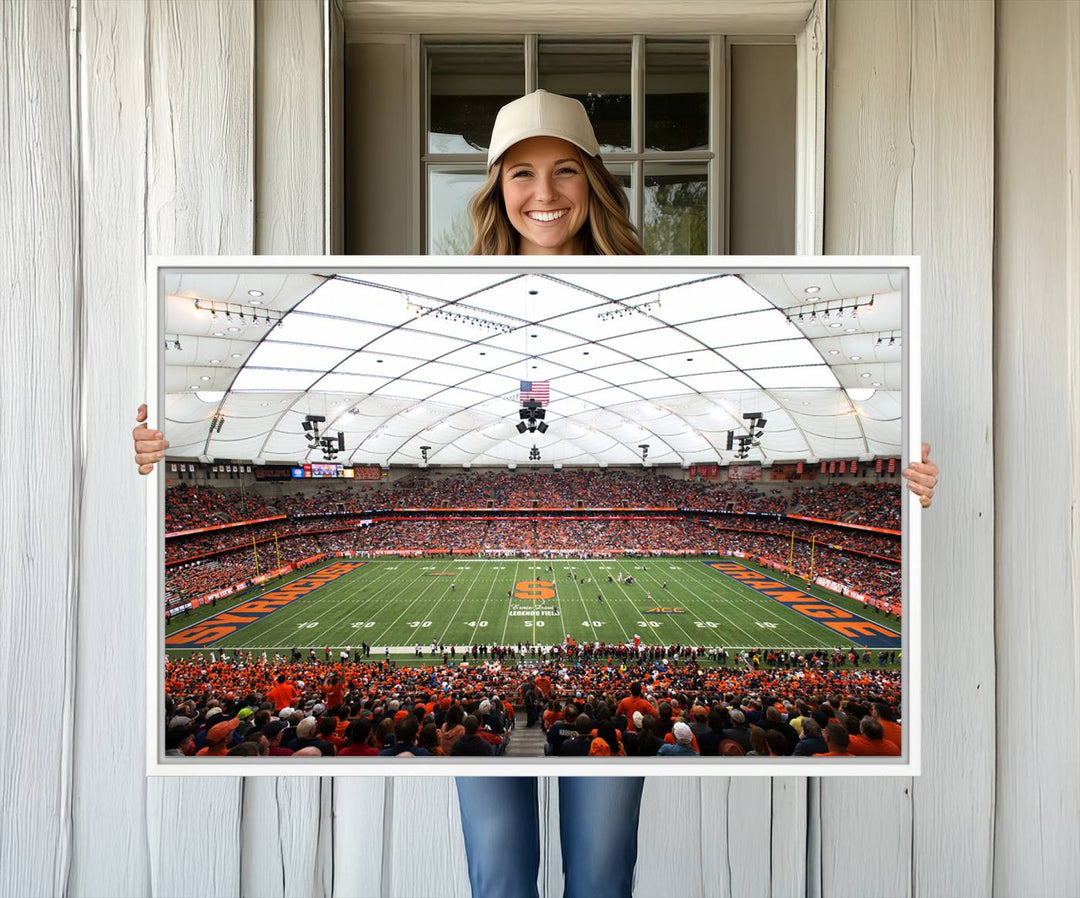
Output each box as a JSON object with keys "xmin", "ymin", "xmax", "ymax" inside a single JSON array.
[
  {"xmin": 383, "ymin": 777, "xmax": 471, "ymax": 898},
  {"xmin": 821, "ymin": 5, "xmax": 915, "ymax": 888},
  {"xmin": 147, "ymin": 779, "xmax": 244, "ymax": 898},
  {"xmin": 540, "ymin": 777, "xmax": 558, "ymax": 898},
  {"xmin": 636, "ymin": 777, "xmax": 708, "ymax": 898},
  {"xmin": 70, "ymin": 1, "xmax": 153, "ymax": 893},
  {"xmin": 332, "ymin": 779, "xmax": 388, "ymax": 898},
  {"xmin": 340, "ymin": 0, "xmax": 816, "ymax": 38},
  {"xmin": 145, "ymin": 0, "xmax": 255, "ymax": 256},
  {"xmin": 821, "ymin": 779, "xmax": 912, "ymax": 898},
  {"xmin": 240, "ymin": 3, "xmax": 329, "ymax": 896},
  {"xmin": 824, "ymin": 1, "xmax": 913, "ymax": 257},
  {"xmin": 994, "ymin": 3, "xmax": 1080, "ymax": 895},
  {"xmin": 241, "ymin": 778, "xmax": 326, "ymax": 898},
  {"xmin": 144, "ymin": 3, "xmax": 255, "ymax": 897},
  {"xmin": 823, "ymin": 2, "xmax": 996, "ymax": 895},
  {"xmin": 908, "ymin": 3, "xmax": 995, "ymax": 895},
  {"xmin": 255, "ymin": 0, "xmax": 325, "ymax": 256},
  {"xmin": 0, "ymin": 1, "xmax": 78, "ymax": 895},
  {"xmin": 771, "ymin": 777, "xmax": 808, "ymax": 897}
]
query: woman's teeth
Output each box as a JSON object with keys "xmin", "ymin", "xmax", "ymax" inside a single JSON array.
[{"xmin": 528, "ymin": 210, "xmax": 566, "ymax": 222}]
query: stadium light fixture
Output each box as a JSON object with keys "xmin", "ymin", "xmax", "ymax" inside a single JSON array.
[
  {"xmin": 319, "ymin": 432, "xmax": 344, "ymax": 460},
  {"xmin": 516, "ymin": 399, "xmax": 548, "ymax": 434},
  {"xmin": 785, "ymin": 295, "xmax": 875, "ymax": 326},
  {"xmin": 302, "ymin": 415, "xmax": 325, "ymax": 446},
  {"xmin": 194, "ymin": 298, "xmax": 284, "ymax": 329}
]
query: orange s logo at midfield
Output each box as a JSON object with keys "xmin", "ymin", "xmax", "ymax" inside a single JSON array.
[{"xmin": 514, "ymin": 580, "xmax": 556, "ymax": 600}]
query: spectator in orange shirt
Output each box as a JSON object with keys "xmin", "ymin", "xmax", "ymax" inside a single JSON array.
[
  {"xmin": 196, "ymin": 717, "xmax": 238, "ymax": 756},
  {"xmin": 848, "ymin": 717, "xmax": 901, "ymax": 756},
  {"xmin": 321, "ymin": 674, "xmax": 346, "ymax": 709},
  {"xmin": 534, "ymin": 674, "xmax": 552, "ymax": 699},
  {"xmin": 872, "ymin": 702, "xmax": 902, "ymax": 750},
  {"xmin": 267, "ymin": 675, "xmax": 297, "ymax": 712},
  {"xmin": 542, "ymin": 699, "xmax": 563, "ymax": 731},
  {"xmin": 616, "ymin": 682, "xmax": 657, "ymax": 733}
]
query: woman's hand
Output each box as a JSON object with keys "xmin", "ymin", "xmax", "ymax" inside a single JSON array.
[
  {"xmin": 133, "ymin": 403, "xmax": 169, "ymax": 474},
  {"xmin": 902, "ymin": 442, "xmax": 938, "ymax": 508}
]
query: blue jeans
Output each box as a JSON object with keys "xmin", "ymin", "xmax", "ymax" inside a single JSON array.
[{"xmin": 455, "ymin": 776, "xmax": 645, "ymax": 898}]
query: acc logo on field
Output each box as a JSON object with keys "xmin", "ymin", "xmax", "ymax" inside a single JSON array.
[{"xmin": 643, "ymin": 607, "xmax": 685, "ymax": 614}]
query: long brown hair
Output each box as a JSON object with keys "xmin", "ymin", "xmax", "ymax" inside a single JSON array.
[{"xmin": 468, "ymin": 151, "xmax": 645, "ymax": 256}]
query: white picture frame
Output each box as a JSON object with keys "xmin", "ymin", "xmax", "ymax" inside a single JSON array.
[{"xmin": 146, "ymin": 254, "xmax": 921, "ymax": 777}]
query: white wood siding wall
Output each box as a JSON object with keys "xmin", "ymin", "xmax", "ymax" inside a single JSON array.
[
  {"xmin": 993, "ymin": 1, "xmax": 1080, "ymax": 894},
  {"xmin": 0, "ymin": 2, "xmax": 1077, "ymax": 897},
  {"xmin": 823, "ymin": 3, "xmax": 996, "ymax": 896}
]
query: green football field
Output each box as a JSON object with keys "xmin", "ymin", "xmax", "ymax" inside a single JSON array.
[{"xmin": 163, "ymin": 557, "xmax": 901, "ymax": 661}]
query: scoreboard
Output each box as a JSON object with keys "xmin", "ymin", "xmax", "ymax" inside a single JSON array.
[{"xmin": 289, "ymin": 464, "xmax": 385, "ymax": 480}]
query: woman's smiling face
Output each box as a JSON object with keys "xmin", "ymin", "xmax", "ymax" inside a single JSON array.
[{"xmin": 499, "ymin": 136, "xmax": 590, "ymax": 255}]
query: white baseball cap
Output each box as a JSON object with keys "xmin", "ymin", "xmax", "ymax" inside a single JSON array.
[{"xmin": 486, "ymin": 90, "xmax": 601, "ymax": 168}]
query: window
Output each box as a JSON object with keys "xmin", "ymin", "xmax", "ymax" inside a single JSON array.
[{"xmin": 423, "ymin": 36, "xmax": 781, "ymax": 256}]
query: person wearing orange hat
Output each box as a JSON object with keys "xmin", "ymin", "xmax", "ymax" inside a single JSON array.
[{"xmin": 196, "ymin": 717, "xmax": 238, "ymax": 756}]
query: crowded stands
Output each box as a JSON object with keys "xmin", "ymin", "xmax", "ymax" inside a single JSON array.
[
  {"xmin": 165, "ymin": 470, "xmax": 902, "ymax": 611},
  {"xmin": 163, "ymin": 654, "xmax": 902, "ymax": 760},
  {"xmin": 169, "ymin": 470, "xmax": 901, "ymax": 526},
  {"xmin": 163, "ymin": 468, "xmax": 906, "ymax": 760}
]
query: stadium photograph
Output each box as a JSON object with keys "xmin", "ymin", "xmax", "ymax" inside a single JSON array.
[{"xmin": 154, "ymin": 262, "xmax": 912, "ymax": 769}]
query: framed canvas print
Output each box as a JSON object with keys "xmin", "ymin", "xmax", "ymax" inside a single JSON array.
[{"xmin": 146, "ymin": 256, "xmax": 920, "ymax": 776}]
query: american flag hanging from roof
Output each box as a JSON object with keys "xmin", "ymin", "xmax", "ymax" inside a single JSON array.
[{"xmin": 519, "ymin": 380, "xmax": 550, "ymax": 405}]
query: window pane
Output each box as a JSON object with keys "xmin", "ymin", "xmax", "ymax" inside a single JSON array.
[
  {"xmin": 428, "ymin": 44, "xmax": 524, "ymax": 154},
  {"xmin": 645, "ymin": 40, "xmax": 709, "ymax": 152},
  {"xmin": 428, "ymin": 167, "xmax": 487, "ymax": 254},
  {"xmin": 604, "ymin": 163, "xmax": 634, "ymax": 221},
  {"xmin": 538, "ymin": 40, "xmax": 631, "ymax": 153},
  {"xmin": 643, "ymin": 163, "xmax": 708, "ymax": 255},
  {"xmin": 729, "ymin": 44, "xmax": 796, "ymax": 253}
]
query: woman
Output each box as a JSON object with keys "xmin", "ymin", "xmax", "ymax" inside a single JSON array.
[
  {"xmin": 133, "ymin": 89, "xmax": 940, "ymax": 898},
  {"xmin": 450, "ymin": 90, "xmax": 648, "ymax": 898},
  {"xmin": 746, "ymin": 725, "xmax": 772, "ymax": 757},
  {"xmin": 438, "ymin": 702, "xmax": 466, "ymax": 755},
  {"xmin": 417, "ymin": 722, "xmax": 445, "ymax": 757},
  {"xmin": 455, "ymin": 91, "xmax": 932, "ymax": 898},
  {"xmin": 467, "ymin": 90, "xmax": 643, "ymax": 257},
  {"xmin": 588, "ymin": 718, "xmax": 626, "ymax": 757}
]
